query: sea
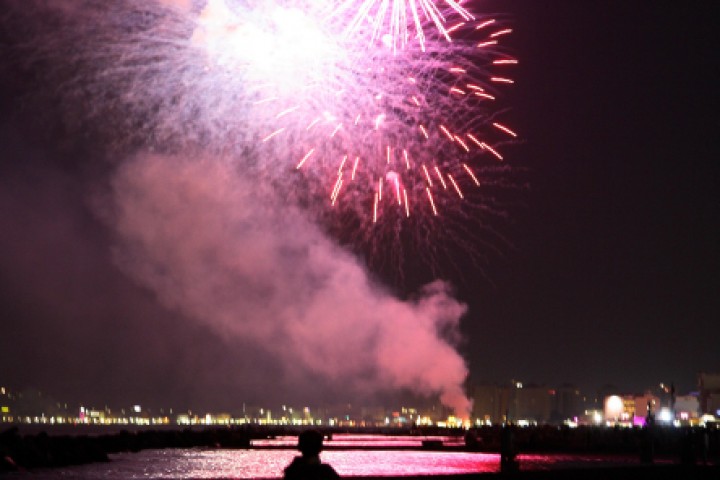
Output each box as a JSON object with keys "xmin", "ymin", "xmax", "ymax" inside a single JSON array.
[{"xmin": 5, "ymin": 434, "xmax": 645, "ymax": 479}]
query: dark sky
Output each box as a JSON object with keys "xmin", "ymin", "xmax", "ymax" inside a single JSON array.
[
  {"xmin": 460, "ymin": 0, "xmax": 720, "ymax": 394},
  {"xmin": 1, "ymin": 0, "xmax": 719, "ymax": 411}
]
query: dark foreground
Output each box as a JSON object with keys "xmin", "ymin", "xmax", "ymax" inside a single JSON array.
[
  {"xmin": 351, "ymin": 465, "xmax": 720, "ymax": 480},
  {"xmin": 1, "ymin": 424, "xmax": 718, "ymax": 477}
]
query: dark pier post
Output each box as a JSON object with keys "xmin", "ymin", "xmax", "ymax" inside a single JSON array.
[
  {"xmin": 640, "ymin": 400, "xmax": 655, "ymax": 464},
  {"xmin": 500, "ymin": 409, "xmax": 518, "ymax": 473}
]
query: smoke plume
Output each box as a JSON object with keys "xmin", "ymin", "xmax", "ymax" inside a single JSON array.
[{"xmin": 108, "ymin": 153, "xmax": 471, "ymax": 416}]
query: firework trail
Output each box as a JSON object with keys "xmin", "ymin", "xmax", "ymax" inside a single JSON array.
[{"xmin": 333, "ymin": 0, "xmax": 475, "ymax": 52}]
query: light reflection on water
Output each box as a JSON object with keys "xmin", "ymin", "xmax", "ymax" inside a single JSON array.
[
  {"xmin": 252, "ymin": 434, "xmax": 466, "ymax": 448},
  {"xmin": 10, "ymin": 448, "xmax": 642, "ymax": 479},
  {"xmin": 11, "ymin": 434, "xmax": 649, "ymax": 479},
  {"xmin": 16, "ymin": 449, "xmax": 500, "ymax": 479}
]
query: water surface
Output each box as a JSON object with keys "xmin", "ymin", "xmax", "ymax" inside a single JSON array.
[{"xmin": 10, "ymin": 448, "xmax": 643, "ymax": 479}]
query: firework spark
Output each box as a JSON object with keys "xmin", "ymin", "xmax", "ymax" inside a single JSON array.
[{"xmin": 332, "ymin": 0, "xmax": 475, "ymax": 52}]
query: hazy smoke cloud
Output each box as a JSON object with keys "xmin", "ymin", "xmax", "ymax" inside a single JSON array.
[{"xmin": 108, "ymin": 153, "xmax": 471, "ymax": 415}]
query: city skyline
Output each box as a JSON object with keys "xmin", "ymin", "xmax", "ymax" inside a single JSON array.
[
  {"xmin": 1, "ymin": 0, "xmax": 719, "ymax": 413},
  {"xmin": 1, "ymin": 371, "xmax": 715, "ymax": 419},
  {"xmin": 3, "ymin": 373, "xmax": 719, "ymax": 429}
]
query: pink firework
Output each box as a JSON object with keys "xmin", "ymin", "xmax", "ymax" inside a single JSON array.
[
  {"xmin": 332, "ymin": 0, "xmax": 475, "ymax": 52},
  {"xmin": 7, "ymin": 0, "xmax": 517, "ymax": 263},
  {"xmin": 243, "ymin": 9, "xmax": 517, "ymax": 239}
]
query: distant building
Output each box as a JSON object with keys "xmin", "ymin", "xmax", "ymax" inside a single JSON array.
[
  {"xmin": 551, "ymin": 385, "xmax": 585, "ymax": 422},
  {"xmin": 603, "ymin": 392, "xmax": 661, "ymax": 426},
  {"xmin": 472, "ymin": 383, "xmax": 584, "ymax": 425},
  {"xmin": 359, "ymin": 406, "xmax": 386, "ymax": 425},
  {"xmin": 698, "ymin": 372, "xmax": 720, "ymax": 415},
  {"xmin": 471, "ymin": 384, "xmax": 509, "ymax": 424},
  {"xmin": 632, "ymin": 392, "xmax": 660, "ymax": 425},
  {"xmin": 674, "ymin": 394, "xmax": 700, "ymax": 420},
  {"xmin": 514, "ymin": 384, "xmax": 552, "ymax": 424},
  {"xmin": 604, "ymin": 395, "xmax": 628, "ymax": 424}
]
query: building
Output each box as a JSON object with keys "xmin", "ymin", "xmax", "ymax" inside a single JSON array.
[
  {"xmin": 514, "ymin": 384, "xmax": 552, "ymax": 424},
  {"xmin": 632, "ymin": 392, "xmax": 661, "ymax": 425},
  {"xmin": 603, "ymin": 392, "xmax": 662, "ymax": 426},
  {"xmin": 551, "ymin": 385, "xmax": 585, "ymax": 422},
  {"xmin": 604, "ymin": 395, "xmax": 633, "ymax": 425},
  {"xmin": 674, "ymin": 395, "xmax": 700, "ymax": 420},
  {"xmin": 471, "ymin": 384, "xmax": 509, "ymax": 424},
  {"xmin": 472, "ymin": 383, "xmax": 585, "ymax": 425},
  {"xmin": 698, "ymin": 372, "xmax": 720, "ymax": 415}
]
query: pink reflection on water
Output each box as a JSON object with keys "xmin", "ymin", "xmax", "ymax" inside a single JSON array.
[
  {"xmin": 50, "ymin": 448, "xmax": 648, "ymax": 479},
  {"xmin": 251, "ymin": 433, "xmax": 466, "ymax": 448},
  {"xmin": 324, "ymin": 450, "xmax": 500, "ymax": 476}
]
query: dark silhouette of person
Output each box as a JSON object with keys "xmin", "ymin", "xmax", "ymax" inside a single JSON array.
[{"xmin": 283, "ymin": 430, "xmax": 340, "ymax": 480}]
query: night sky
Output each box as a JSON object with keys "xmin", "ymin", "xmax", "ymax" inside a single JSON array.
[
  {"xmin": 1, "ymin": 0, "xmax": 719, "ymax": 412},
  {"xmin": 462, "ymin": 0, "xmax": 720, "ymax": 394}
]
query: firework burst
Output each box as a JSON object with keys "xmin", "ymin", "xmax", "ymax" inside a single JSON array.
[
  {"xmin": 210, "ymin": 0, "xmax": 520, "ymax": 269},
  {"xmin": 4, "ymin": 0, "xmax": 517, "ymax": 274}
]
